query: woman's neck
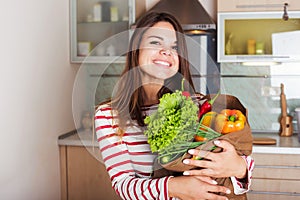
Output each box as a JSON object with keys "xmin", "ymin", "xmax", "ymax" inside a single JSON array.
[{"xmin": 143, "ymin": 84, "xmax": 161, "ymax": 105}]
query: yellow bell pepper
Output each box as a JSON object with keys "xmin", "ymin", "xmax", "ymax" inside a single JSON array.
[
  {"xmin": 214, "ymin": 109, "xmax": 246, "ymax": 134},
  {"xmin": 194, "ymin": 111, "xmax": 217, "ymax": 141}
]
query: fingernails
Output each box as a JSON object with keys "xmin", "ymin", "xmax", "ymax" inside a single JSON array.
[
  {"xmin": 214, "ymin": 140, "xmax": 220, "ymax": 145},
  {"xmin": 226, "ymin": 189, "xmax": 231, "ymax": 194},
  {"xmin": 182, "ymin": 159, "xmax": 189, "ymax": 164},
  {"xmin": 212, "ymin": 180, "xmax": 218, "ymax": 185},
  {"xmin": 183, "ymin": 171, "xmax": 189, "ymax": 175},
  {"xmin": 188, "ymin": 149, "xmax": 195, "ymax": 154}
]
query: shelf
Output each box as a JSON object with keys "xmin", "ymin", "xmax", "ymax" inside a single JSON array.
[{"xmin": 77, "ymin": 20, "xmax": 129, "ymax": 25}]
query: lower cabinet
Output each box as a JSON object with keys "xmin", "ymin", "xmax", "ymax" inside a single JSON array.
[
  {"xmin": 247, "ymin": 153, "xmax": 300, "ymax": 200},
  {"xmin": 59, "ymin": 146, "xmax": 121, "ymax": 200},
  {"xmin": 60, "ymin": 146, "xmax": 300, "ymax": 199}
]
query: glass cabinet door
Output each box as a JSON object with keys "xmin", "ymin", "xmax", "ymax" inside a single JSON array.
[
  {"xmin": 70, "ymin": 0, "xmax": 135, "ymax": 63},
  {"xmin": 217, "ymin": 11, "xmax": 300, "ymax": 63}
]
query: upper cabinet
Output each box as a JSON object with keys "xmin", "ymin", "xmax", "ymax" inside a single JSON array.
[
  {"xmin": 70, "ymin": 0, "xmax": 136, "ymax": 63},
  {"xmin": 217, "ymin": 0, "xmax": 300, "ymax": 63}
]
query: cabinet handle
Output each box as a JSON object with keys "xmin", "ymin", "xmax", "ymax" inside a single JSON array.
[{"xmin": 283, "ymin": 3, "xmax": 289, "ymax": 21}]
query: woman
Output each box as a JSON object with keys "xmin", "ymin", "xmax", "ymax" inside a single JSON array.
[{"xmin": 95, "ymin": 12, "xmax": 254, "ymax": 200}]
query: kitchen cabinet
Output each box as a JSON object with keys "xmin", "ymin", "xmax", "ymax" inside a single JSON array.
[
  {"xmin": 247, "ymin": 152, "xmax": 300, "ymax": 199},
  {"xmin": 217, "ymin": 0, "xmax": 300, "ymax": 63},
  {"xmin": 70, "ymin": 0, "xmax": 139, "ymax": 63},
  {"xmin": 218, "ymin": 0, "xmax": 300, "ymax": 12},
  {"xmin": 59, "ymin": 132, "xmax": 300, "ymax": 200},
  {"xmin": 59, "ymin": 145, "xmax": 121, "ymax": 200}
]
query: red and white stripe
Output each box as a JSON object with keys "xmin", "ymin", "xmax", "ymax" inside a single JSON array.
[{"xmin": 95, "ymin": 104, "xmax": 173, "ymax": 200}]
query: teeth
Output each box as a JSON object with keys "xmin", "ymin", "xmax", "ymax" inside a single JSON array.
[{"xmin": 154, "ymin": 60, "xmax": 170, "ymax": 66}]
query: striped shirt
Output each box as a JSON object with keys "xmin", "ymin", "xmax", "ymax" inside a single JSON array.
[{"xmin": 95, "ymin": 103, "xmax": 254, "ymax": 200}]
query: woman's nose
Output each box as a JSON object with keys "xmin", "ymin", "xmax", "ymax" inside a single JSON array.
[{"xmin": 160, "ymin": 48, "xmax": 171, "ymax": 56}]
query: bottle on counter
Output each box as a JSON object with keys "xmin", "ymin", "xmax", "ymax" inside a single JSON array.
[{"xmin": 81, "ymin": 111, "xmax": 93, "ymax": 131}]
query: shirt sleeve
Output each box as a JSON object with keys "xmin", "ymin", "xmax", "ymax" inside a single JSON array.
[
  {"xmin": 230, "ymin": 155, "xmax": 255, "ymax": 194},
  {"xmin": 95, "ymin": 106, "xmax": 173, "ymax": 200}
]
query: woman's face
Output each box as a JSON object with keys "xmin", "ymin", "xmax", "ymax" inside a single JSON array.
[{"xmin": 138, "ymin": 21, "xmax": 179, "ymax": 83}]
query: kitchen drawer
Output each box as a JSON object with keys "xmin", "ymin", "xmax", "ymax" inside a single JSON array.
[
  {"xmin": 252, "ymin": 153, "xmax": 300, "ymax": 166},
  {"xmin": 218, "ymin": 0, "xmax": 300, "ymax": 12},
  {"xmin": 253, "ymin": 166, "xmax": 300, "ymax": 180},
  {"xmin": 251, "ymin": 179, "xmax": 300, "ymax": 193},
  {"xmin": 247, "ymin": 193, "xmax": 300, "ymax": 200}
]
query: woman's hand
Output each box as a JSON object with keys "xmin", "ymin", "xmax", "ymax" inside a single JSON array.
[
  {"xmin": 182, "ymin": 140, "xmax": 247, "ymax": 179},
  {"xmin": 168, "ymin": 175, "xmax": 231, "ymax": 200}
]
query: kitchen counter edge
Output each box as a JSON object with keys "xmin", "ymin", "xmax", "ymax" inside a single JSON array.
[{"xmin": 57, "ymin": 129, "xmax": 300, "ymax": 155}]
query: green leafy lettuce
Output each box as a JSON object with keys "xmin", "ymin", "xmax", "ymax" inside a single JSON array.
[{"xmin": 144, "ymin": 90, "xmax": 199, "ymax": 153}]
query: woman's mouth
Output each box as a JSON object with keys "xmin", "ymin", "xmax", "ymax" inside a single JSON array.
[{"xmin": 153, "ymin": 60, "xmax": 171, "ymax": 67}]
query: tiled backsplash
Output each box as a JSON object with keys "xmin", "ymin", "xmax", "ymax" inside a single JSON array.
[
  {"xmin": 91, "ymin": 62, "xmax": 300, "ymax": 133},
  {"xmin": 221, "ymin": 62, "xmax": 300, "ymax": 132}
]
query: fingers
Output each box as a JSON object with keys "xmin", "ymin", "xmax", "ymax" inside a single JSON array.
[
  {"xmin": 213, "ymin": 140, "xmax": 235, "ymax": 152},
  {"xmin": 193, "ymin": 175, "xmax": 218, "ymax": 185},
  {"xmin": 186, "ymin": 140, "xmax": 236, "ymax": 160},
  {"xmin": 207, "ymin": 185, "xmax": 231, "ymax": 196},
  {"xmin": 186, "ymin": 149, "xmax": 213, "ymax": 160},
  {"xmin": 205, "ymin": 186, "xmax": 231, "ymax": 200},
  {"xmin": 183, "ymin": 167, "xmax": 218, "ymax": 177}
]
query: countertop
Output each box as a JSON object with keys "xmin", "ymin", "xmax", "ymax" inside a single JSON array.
[{"xmin": 57, "ymin": 129, "xmax": 300, "ymax": 155}]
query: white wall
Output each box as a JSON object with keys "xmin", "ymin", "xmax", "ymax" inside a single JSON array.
[{"xmin": 0, "ymin": 1, "xmax": 78, "ymax": 199}]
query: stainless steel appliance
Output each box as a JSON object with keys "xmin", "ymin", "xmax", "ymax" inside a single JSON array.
[{"xmin": 144, "ymin": 0, "xmax": 220, "ymax": 94}]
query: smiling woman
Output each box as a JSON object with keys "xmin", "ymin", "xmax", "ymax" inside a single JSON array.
[
  {"xmin": 95, "ymin": 11, "xmax": 254, "ymax": 200},
  {"xmin": 139, "ymin": 21, "xmax": 179, "ymax": 82}
]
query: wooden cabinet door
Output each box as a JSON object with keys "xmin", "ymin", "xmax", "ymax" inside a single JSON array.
[
  {"xmin": 63, "ymin": 146, "xmax": 121, "ymax": 200},
  {"xmin": 248, "ymin": 153, "xmax": 300, "ymax": 199}
]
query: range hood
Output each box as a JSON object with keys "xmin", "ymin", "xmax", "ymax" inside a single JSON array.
[{"xmin": 146, "ymin": 0, "xmax": 216, "ymax": 30}]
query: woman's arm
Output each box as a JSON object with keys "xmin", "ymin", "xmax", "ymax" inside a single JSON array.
[
  {"xmin": 95, "ymin": 105, "xmax": 170, "ymax": 200},
  {"xmin": 230, "ymin": 155, "xmax": 254, "ymax": 194}
]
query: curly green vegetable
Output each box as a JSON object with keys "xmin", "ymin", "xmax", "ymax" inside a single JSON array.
[{"xmin": 144, "ymin": 90, "xmax": 199, "ymax": 153}]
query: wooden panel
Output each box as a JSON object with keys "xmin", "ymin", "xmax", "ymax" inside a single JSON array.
[
  {"xmin": 247, "ymin": 193, "xmax": 300, "ymax": 200},
  {"xmin": 59, "ymin": 146, "xmax": 67, "ymax": 200},
  {"xmin": 251, "ymin": 179, "xmax": 300, "ymax": 193},
  {"xmin": 67, "ymin": 146, "xmax": 121, "ymax": 200},
  {"xmin": 218, "ymin": 0, "xmax": 300, "ymax": 12},
  {"xmin": 253, "ymin": 166, "xmax": 300, "ymax": 180},
  {"xmin": 252, "ymin": 153, "xmax": 300, "ymax": 166}
]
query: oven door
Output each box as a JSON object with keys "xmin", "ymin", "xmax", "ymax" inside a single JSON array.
[{"xmin": 185, "ymin": 32, "xmax": 220, "ymax": 94}]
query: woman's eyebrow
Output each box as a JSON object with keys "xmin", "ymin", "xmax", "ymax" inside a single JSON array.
[
  {"xmin": 147, "ymin": 35, "xmax": 163, "ymax": 40},
  {"xmin": 147, "ymin": 35, "xmax": 178, "ymax": 44}
]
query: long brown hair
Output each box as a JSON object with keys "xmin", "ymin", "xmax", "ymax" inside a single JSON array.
[{"xmin": 111, "ymin": 12, "xmax": 195, "ymax": 133}]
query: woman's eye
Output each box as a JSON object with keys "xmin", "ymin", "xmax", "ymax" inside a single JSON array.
[
  {"xmin": 172, "ymin": 46, "xmax": 178, "ymax": 51},
  {"xmin": 149, "ymin": 41, "xmax": 161, "ymax": 45}
]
